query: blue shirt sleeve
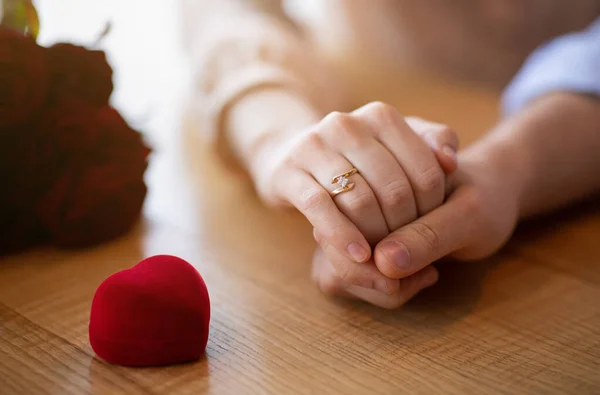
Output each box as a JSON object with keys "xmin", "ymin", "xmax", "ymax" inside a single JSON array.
[{"xmin": 502, "ymin": 17, "xmax": 600, "ymax": 116}]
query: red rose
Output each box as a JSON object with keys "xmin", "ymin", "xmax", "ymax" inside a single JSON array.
[
  {"xmin": 1, "ymin": 123, "xmax": 57, "ymax": 256},
  {"xmin": 39, "ymin": 170, "xmax": 148, "ymax": 247},
  {"xmin": 47, "ymin": 43, "xmax": 113, "ymax": 106},
  {"xmin": 0, "ymin": 198, "xmax": 45, "ymax": 255},
  {"xmin": 1, "ymin": 128, "xmax": 47, "ymax": 255},
  {"xmin": 2, "ymin": 123, "xmax": 63, "ymax": 199},
  {"xmin": 0, "ymin": 27, "xmax": 48, "ymax": 129},
  {"xmin": 35, "ymin": 98, "xmax": 150, "ymax": 247}
]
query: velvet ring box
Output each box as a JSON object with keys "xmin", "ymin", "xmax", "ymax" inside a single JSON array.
[{"xmin": 89, "ymin": 255, "xmax": 210, "ymax": 366}]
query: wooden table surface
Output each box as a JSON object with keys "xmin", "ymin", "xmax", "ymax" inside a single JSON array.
[{"xmin": 1, "ymin": 1, "xmax": 600, "ymax": 394}]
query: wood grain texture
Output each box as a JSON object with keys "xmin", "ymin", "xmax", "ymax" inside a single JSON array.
[
  {"xmin": 2, "ymin": 1, "xmax": 600, "ymax": 394},
  {"xmin": 2, "ymin": 130, "xmax": 599, "ymax": 395}
]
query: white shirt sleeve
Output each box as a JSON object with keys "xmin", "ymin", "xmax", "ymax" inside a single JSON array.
[{"xmin": 179, "ymin": 0, "xmax": 341, "ymax": 143}]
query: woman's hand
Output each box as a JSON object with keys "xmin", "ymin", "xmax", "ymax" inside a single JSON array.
[
  {"xmin": 251, "ymin": 101, "xmax": 458, "ymax": 292},
  {"xmin": 311, "ymin": 143, "xmax": 522, "ymax": 308}
]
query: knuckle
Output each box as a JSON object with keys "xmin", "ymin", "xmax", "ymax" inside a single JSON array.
[
  {"xmin": 293, "ymin": 131, "xmax": 326, "ymax": 158},
  {"xmin": 404, "ymin": 116, "xmax": 432, "ymax": 134},
  {"xmin": 277, "ymin": 155, "xmax": 297, "ymax": 172},
  {"xmin": 322, "ymin": 111, "xmax": 346, "ymax": 123},
  {"xmin": 366, "ymin": 101, "xmax": 395, "ymax": 116},
  {"xmin": 298, "ymin": 188, "xmax": 330, "ymax": 214},
  {"xmin": 436, "ymin": 125, "xmax": 459, "ymax": 147},
  {"xmin": 302, "ymin": 130, "xmax": 325, "ymax": 148},
  {"xmin": 411, "ymin": 221, "xmax": 440, "ymax": 253},
  {"xmin": 365, "ymin": 101, "xmax": 402, "ymax": 127},
  {"xmin": 321, "ymin": 111, "xmax": 353, "ymax": 133},
  {"xmin": 380, "ymin": 179, "xmax": 413, "ymax": 208},
  {"xmin": 321, "ymin": 111, "xmax": 363, "ymax": 145},
  {"xmin": 345, "ymin": 190, "xmax": 376, "ymax": 213},
  {"xmin": 415, "ymin": 166, "xmax": 444, "ymax": 195}
]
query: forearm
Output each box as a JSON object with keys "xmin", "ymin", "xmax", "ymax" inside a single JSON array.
[
  {"xmin": 181, "ymin": 0, "xmax": 341, "ymax": 154},
  {"xmin": 467, "ymin": 92, "xmax": 600, "ymax": 219}
]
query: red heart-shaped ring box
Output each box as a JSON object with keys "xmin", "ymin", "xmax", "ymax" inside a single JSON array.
[{"xmin": 89, "ymin": 255, "xmax": 210, "ymax": 366}]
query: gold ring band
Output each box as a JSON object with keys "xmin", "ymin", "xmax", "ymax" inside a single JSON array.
[{"xmin": 331, "ymin": 168, "xmax": 358, "ymax": 197}]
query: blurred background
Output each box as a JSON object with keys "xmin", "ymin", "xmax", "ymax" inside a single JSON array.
[
  {"xmin": 28, "ymin": 0, "xmax": 599, "ymax": 134},
  {"xmin": 33, "ymin": 0, "xmax": 189, "ymax": 147},
  {"xmin": 28, "ymin": 0, "xmax": 331, "ymax": 146}
]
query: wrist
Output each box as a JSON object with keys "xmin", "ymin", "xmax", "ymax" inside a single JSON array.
[
  {"xmin": 461, "ymin": 120, "xmax": 533, "ymax": 219},
  {"xmin": 472, "ymin": 92, "xmax": 600, "ymax": 219},
  {"xmin": 225, "ymin": 88, "xmax": 322, "ymax": 171}
]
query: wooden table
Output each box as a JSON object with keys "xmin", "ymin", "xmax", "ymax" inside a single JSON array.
[{"xmin": 2, "ymin": 2, "xmax": 600, "ymax": 394}]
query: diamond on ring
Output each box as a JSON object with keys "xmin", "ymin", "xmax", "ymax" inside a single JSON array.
[
  {"xmin": 338, "ymin": 175, "xmax": 349, "ymax": 188},
  {"xmin": 331, "ymin": 168, "xmax": 358, "ymax": 197}
]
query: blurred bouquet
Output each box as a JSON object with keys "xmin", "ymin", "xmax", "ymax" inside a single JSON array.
[{"xmin": 0, "ymin": 2, "xmax": 151, "ymax": 255}]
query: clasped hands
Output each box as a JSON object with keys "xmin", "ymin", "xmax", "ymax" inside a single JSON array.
[{"xmin": 254, "ymin": 102, "xmax": 520, "ymax": 309}]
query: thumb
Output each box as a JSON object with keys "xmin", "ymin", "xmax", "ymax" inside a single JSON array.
[{"xmin": 373, "ymin": 189, "xmax": 477, "ymax": 279}]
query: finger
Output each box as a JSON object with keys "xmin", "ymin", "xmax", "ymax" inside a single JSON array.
[
  {"xmin": 405, "ymin": 116, "xmax": 459, "ymax": 174},
  {"xmin": 352, "ymin": 102, "xmax": 445, "ymax": 216},
  {"xmin": 279, "ymin": 168, "xmax": 371, "ymax": 263},
  {"xmin": 318, "ymin": 116, "xmax": 418, "ymax": 234},
  {"xmin": 312, "ymin": 246, "xmax": 439, "ymax": 309},
  {"xmin": 345, "ymin": 265, "xmax": 439, "ymax": 309},
  {"xmin": 314, "ymin": 230, "xmax": 399, "ymax": 294},
  {"xmin": 374, "ymin": 189, "xmax": 475, "ymax": 279},
  {"xmin": 304, "ymin": 114, "xmax": 389, "ymax": 245},
  {"xmin": 311, "ymin": 246, "xmax": 351, "ymax": 298}
]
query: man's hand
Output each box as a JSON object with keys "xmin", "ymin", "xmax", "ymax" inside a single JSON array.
[
  {"xmin": 374, "ymin": 146, "xmax": 523, "ymax": 283},
  {"xmin": 374, "ymin": 92, "xmax": 600, "ymax": 283}
]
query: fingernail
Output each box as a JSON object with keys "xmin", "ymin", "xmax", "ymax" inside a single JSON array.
[
  {"xmin": 347, "ymin": 242, "xmax": 369, "ymax": 263},
  {"xmin": 441, "ymin": 144, "xmax": 457, "ymax": 162},
  {"xmin": 380, "ymin": 241, "xmax": 411, "ymax": 273}
]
